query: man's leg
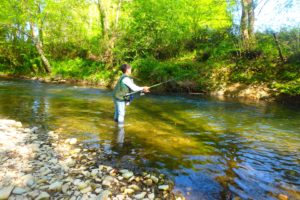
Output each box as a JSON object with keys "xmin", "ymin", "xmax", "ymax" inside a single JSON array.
[
  {"xmin": 117, "ymin": 101, "xmax": 126, "ymax": 125},
  {"xmin": 114, "ymin": 100, "xmax": 118, "ymax": 122}
]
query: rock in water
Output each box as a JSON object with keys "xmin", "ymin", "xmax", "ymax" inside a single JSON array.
[
  {"xmin": 0, "ymin": 186, "xmax": 14, "ymax": 200},
  {"xmin": 35, "ymin": 192, "xmax": 50, "ymax": 200},
  {"xmin": 22, "ymin": 174, "xmax": 35, "ymax": 187}
]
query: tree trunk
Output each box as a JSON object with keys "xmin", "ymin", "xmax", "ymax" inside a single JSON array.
[
  {"xmin": 240, "ymin": 0, "xmax": 255, "ymax": 49},
  {"xmin": 247, "ymin": 0, "xmax": 255, "ymax": 41},
  {"xmin": 272, "ymin": 33, "xmax": 284, "ymax": 62},
  {"xmin": 240, "ymin": 0, "xmax": 249, "ymax": 47},
  {"xmin": 30, "ymin": 22, "xmax": 51, "ymax": 73},
  {"xmin": 115, "ymin": 0, "xmax": 122, "ymax": 29},
  {"xmin": 97, "ymin": 0, "xmax": 109, "ymax": 37}
]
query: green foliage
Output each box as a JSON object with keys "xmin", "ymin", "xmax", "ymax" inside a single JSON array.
[
  {"xmin": 273, "ymin": 78, "xmax": 300, "ymax": 95},
  {"xmin": 0, "ymin": 0, "xmax": 299, "ymax": 97}
]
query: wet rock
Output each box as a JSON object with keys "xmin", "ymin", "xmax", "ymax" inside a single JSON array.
[
  {"xmin": 12, "ymin": 187, "xmax": 28, "ymax": 195},
  {"xmin": 158, "ymin": 185, "xmax": 169, "ymax": 191},
  {"xmin": 148, "ymin": 193, "xmax": 155, "ymax": 200},
  {"xmin": 278, "ymin": 194, "xmax": 288, "ymax": 200},
  {"xmin": 144, "ymin": 179, "xmax": 153, "ymax": 186},
  {"xmin": 128, "ymin": 184, "xmax": 141, "ymax": 191},
  {"xmin": 78, "ymin": 181, "xmax": 89, "ymax": 190},
  {"xmin": 27, "ymin": 190, "xmax": 40, "ymax": 198},
  {"xmin": 48, "ymin": 181, "xmax": 63, "ymax": 191},
  {"xmin": 91, "ymin": 169, "xmax": 99, "ymax": 177},
  {"xmin": 62, "ymin": 183, "xmax": 70, "ymax": 194},
  {"xmin": 35, "ymin": 191, "xmax": 50, "ymax": 200},
  {"xmin": 122, "ymin": 171, "xmax": 134, "ymax": 179},
  {"xmin": 80, "ymin": 186, "xmax": 92, "ymax": 194},
  {"xmin": 134, "ymin": 192, "xmax": 147, "ymax": 199},
  {"xmin": 102, "ymin": 176, "xmax": 114, "ymax": 187},
  {"xmin": 31, "ymin": 127, "xmax": 39, "ymax": 133},
  {"xmin": 124, "ymin": 188, "xmax": 135, "ymax": 195},
  {"xmin": 0, "ymin": 186, "xmax": 14, "ymax": 200},
  {"xmin": 22, "ymin": 174, "xmax": 36, "ymax": 187},
  {"xmin": 97, "ymin": 190, "xmax": 111, "ymax": 200},
  {"xmin": 150, "ymin": 176, "xmax": 159, "ymax": 183}
]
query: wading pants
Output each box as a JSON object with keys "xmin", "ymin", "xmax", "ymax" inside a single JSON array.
[{"xmin": 114, "ymin": 100, "xmax": 126, "ymax": 125}]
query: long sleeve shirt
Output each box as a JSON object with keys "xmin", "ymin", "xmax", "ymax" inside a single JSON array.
[{"xmin": 122, "ymin": 77, "xmax": 143, "ymax": 92}]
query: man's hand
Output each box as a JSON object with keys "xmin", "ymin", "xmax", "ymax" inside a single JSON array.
[{"xmin": 143, "ymin": 86, "xmax": 150, "ymax": 93}]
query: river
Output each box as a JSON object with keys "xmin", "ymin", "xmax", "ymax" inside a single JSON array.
[{"xmin": 0, "ymin": 77, "xmax": 299, "ymax": 200}]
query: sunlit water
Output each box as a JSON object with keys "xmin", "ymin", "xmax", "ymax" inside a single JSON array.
[{"xmin": 0, "ymin": 78, "xmax": 299, "ymax": 200}]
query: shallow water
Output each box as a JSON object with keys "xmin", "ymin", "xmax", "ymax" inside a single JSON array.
[{"xmin": 0, "ymin": 78, "xmax": 299, "ymax": 200}]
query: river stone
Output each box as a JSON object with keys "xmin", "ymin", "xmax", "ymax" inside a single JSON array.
[
  {"xmin": 124, "ymin": 188, "xmax": 135, "ymax": 195},
  {"xmin": 22, "ymin": 174, "xmax": 36, "ymax": 187},
  {"xmin": 150, "ymin": 176, "xmax": 159, "ymax": 183},
  {"xmin": 80, "ymin": 186, "xmax": 92, "ymax": 194},
  {"xmin": 278, "ymin": 194, "xmax": 288, "ymax": 200},
  {"xmin": 122, "ymin": 171, "xmax": 134, "ymax": 179},
  {"xmin": 91, "ymin": 169, "xmax": 99, "ymax": 177},
  {"xmin": 0, "ymin": 186, "xmax": 14, "ymax": 200},
  {"xmin": 119, "ymin": 169, "xmax": 129, "ymax": 174},
  {"xmin": 144, "ymin": 179, "xmax": 153, "ymax": 186},
  {"xmin": 48, "ymin": 181, "xmax": 63, "ymax": 191},
  {"xmin": 148, "ymin": 193, "xmax": 155, "ymax": 200},
  {"xmin": 35, "ymin": 191, "xmax": 50, "ymax": 200},
  {"xmin": 128, "ymin": 184, "xmax": 141, "ymax": 191},
  {"xmin": 12, "ymin": 187, "xmax": 28, "ymax": 195},
  {"xmin": 62, "ymin": 183, "xmax": 70, "ymax": 194},
  {"xmin": 73, "ymin": 179, "xmax": 81, "ymax": 185},
  {"xmin": 158, "ymin": 185, "xmax": 169, "ymax": 191},
  {"xmin": 78, "ymin": 181, "xmax": 89, "ymax": 190},
  {"xmin": 69, "ymin": 138, "xmax": 77, "ymax": 145},
  {"xmin": 102, "ymin": 176, "xmax": 114, "ymax": 187},
  {"xmin": 97, "ymin": 190, "xmax": 111, "ymax": 200},
  {"xmin": 134, "ymin": 192, "xmax": 147, "ymax": 199},
  {"xmin": 27, "ymin": 190, "xmax": 40, "ymax": 198},
  {"xmin": 31, "ymin": 127, "xmax": 38, "ymax": 133}
]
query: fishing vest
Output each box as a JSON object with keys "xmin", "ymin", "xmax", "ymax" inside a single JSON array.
[{"xmin": 113, "ymin": 74, "xmax": 131, "ymax": 101}]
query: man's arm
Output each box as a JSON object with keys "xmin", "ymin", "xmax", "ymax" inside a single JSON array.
[{"xmin": 122, "ymin": 77, "xmax": 143, "ymax": 92}]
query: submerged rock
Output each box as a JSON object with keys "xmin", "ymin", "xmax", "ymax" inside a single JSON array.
[
  {"xmin": 48, "ymin": 181, "xmax": 63, "ymax": 192},
  {"xmin": 12, "ymin": 187, "xmax": 28, "ymax": 195}
]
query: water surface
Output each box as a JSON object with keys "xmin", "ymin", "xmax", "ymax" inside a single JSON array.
[{"xmin": 0, "ymin": 78, "xmax": 299, "ymax": 200}]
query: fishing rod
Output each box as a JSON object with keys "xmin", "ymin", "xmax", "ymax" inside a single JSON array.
[{"xmin": 124, "ymin": 75, "xmax": 187, "ymax": 96}]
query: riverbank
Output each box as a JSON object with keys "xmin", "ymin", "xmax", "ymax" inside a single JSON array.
[{"xmin": 0, "ymin": 119, "xmax": 184, "ymax": 200}]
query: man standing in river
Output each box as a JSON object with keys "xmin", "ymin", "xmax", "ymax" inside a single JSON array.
[{"xmin": 113, "ymin": 64, "xmax": 150, "ymax": 126}]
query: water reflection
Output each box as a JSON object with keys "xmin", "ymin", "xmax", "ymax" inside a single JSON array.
[{"xmin": 0, "ymin": 78, "xmax": 300, "ymax": 200}]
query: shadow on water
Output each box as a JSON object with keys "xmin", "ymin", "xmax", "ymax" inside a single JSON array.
[{"xmin": 0, "ymin": 78, "xmax": 300, "ymax": 200}]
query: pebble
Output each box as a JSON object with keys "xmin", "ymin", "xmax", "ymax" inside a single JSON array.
[
  {"xmin": 134, "ymin": 192, "xmax": 147, "ymax": 199},
  {"xmin": 0, "ymin": 186, "xmax": 14, "ymax": 200},
  {"xmin": 0, "ymin": 119, "xmax": 182, "ymax": 200},
  {"xmin": 80, "ymin": 186, "xmax": 92, "ymax": 194},
  {"xmin": 158, "ymin": 185, "xmax": 169, "ymax": 191},
  {"xmin": 48, "ymin": 181, "xmax": 63, "ymax": 191},
  {"xmin": 12, "ymin": 187, "xmax": 28, "ymax": 195},
  {"xmin": 35, "ymin": 191, "xmax": 50, "ymax": 200},
  {"xmin": 98, "ymin": 190, "xmax": 112, "ymax": 200},
  {"xmin": 124, "ymin": 188, "xmax": 135, "ymax": 195},
  {"xmin": 128, "ymin": 184, "xmax": 141, "ymax": 191},
  {"xmin": 122, "ymin": 171, "xmax": 134, "ymax": 179}
]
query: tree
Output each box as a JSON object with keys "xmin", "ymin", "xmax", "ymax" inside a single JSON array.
[{"xmin": 240, "ymin": 0, "xmax": 255, "ymax": 49}]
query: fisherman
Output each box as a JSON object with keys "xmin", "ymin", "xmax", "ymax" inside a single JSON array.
[{"xmin": 113, "ymin": 64, "xmax": 150, "ymax": 126}]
